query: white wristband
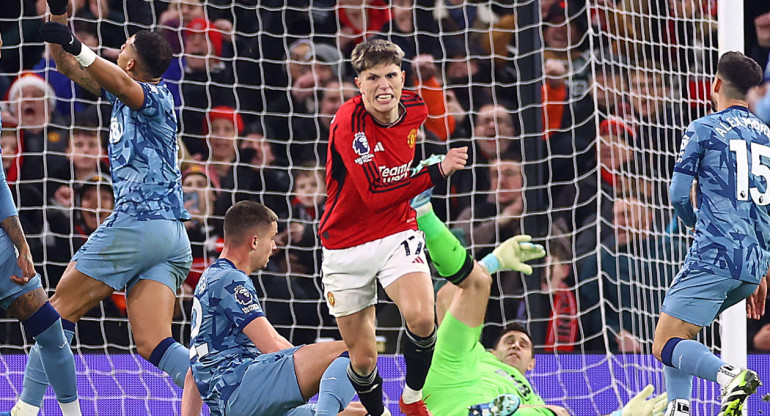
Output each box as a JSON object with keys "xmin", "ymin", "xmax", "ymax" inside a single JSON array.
[{"xmin": 75, "ymin": 46, "xmax": 97, "ymax": 67}]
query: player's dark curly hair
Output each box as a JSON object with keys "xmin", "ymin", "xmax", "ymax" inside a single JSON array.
[
  {"xmin": 717, "ymin": 51, "xmax": 763, "ymax": 97},
  {"xmin": 224, "ymin": 201, "xmax": 278, "ymax": 245},
  {"xmin": 133, "ymin": 30, "xmax": 173, "ymax": 78}
]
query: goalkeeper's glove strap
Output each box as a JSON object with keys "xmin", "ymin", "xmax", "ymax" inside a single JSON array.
[{"xmin": 444, "ymin": 252, "xmax": 474, "ymax": 286}]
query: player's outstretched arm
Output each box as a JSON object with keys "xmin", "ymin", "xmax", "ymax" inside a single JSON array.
[
  {"xmin": 40, "ymin": 21, "xmax": 145, "ymax": 109},
  {"xmin": 41, "ymin": 11, "xmax": 102, "ymax": 96}
]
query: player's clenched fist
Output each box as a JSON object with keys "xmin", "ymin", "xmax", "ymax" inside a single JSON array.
[
  {"xmin": 47, "ymin": 0, "xmax": 69, "ymax": 16},
  {"xmin": 439, "ymin": 146, "xmax": 468, "ymax": 177},
  {"xmin": 40, "ymin": 22, "xmax": 82, "ymax": 55}
]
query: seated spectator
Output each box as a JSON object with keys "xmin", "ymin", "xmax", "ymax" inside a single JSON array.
[
  {"xmin": 540, "ymin": 226, "xmax": 578, "ymax": 352},
  {"xmin": 410, "ymin": 53, "xmax": 456, "ymax": 141},
  {"xmin": 1, "ymin": 73, "xmax": 69, "ymax": 259},
  {"xmin": 554, "ymin": 117, "xmax": 637, "ymax": 258},
  {"xmin": 158, "ymin": 0, "xmax": 233, "ymax": 54},
  {"xmin": 577, "ymin": 195, "xmax": 687, "ymax": 353},
  {"xmin": 181, "ymin": 165, "xmax": 221, "ymax": 291},
  {"xmin": 448, "ymin": 102, "xmax": 518, "ymax": 219},
  {"xmin": 291, "ymin": 79, "xmax": 358, "ymax": 166},
  {"xmin": 202, "ymin": 105, "xmax": 241, "ymax": 183},
  {"xmin": 265, "ymin": 39, "xmax": 342, "ymax": 164},
  {"xmin": 214, "ymin": 123, "xmax": 291, "ymax": 226},
  {"xmin": 165, "ymin": 17, "xmax": 235, "ymax": 156},
  {"xmin": 336, "ymin": 0, "xmax": 391, "ymax": 56},
  {"xmin": 453, "ymin": 156, "xmax": 525, "ymax": 346},
  {"xmin": 50, "ymin": 108, "xmax": 109, "ymax": 207},
  {"xmin": 275, "ymin": 164, "xmax": 326, "ymax": 277}
]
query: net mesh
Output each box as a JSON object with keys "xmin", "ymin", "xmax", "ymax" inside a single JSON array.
[{"xmin": 0, "ymin": 0, "xmax": 730, "ymax": 414}]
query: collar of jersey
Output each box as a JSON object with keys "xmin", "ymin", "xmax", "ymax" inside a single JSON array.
[{"xmin": 214, "ymin": 258, "xmax": 237, "ymax": 270}]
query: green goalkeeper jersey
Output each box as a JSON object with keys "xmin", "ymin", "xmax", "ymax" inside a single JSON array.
[{"xmin": 424, "ymin": 313, "xmax": 551, "ymax": 416}]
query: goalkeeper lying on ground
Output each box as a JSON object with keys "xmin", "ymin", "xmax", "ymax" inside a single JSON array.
[{"xmin": 410, "ymin": 188, "xmax": 667, "ymax": 416}]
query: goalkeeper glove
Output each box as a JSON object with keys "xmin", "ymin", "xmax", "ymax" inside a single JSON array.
[
  {"xmin": 611, "ymin": 385, "xmax": 667, "ymax": 416},
  {"xmin": 411, "ymin": 154, "xmax": 445, "ymax": 177},
  {"xmin": 40, "ymin": 22, "xmax": 82, "ymax": 55},
  {"xmin": 482, "ymin": 235, "xmax": 545, "ymax": 275}
]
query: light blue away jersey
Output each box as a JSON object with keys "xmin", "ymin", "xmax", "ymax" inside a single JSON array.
[
  {"xmin": 105, "ymin": 82, "xmax": 189, "ymax": 221},
  {"xmin": 671, "ymin": 105, "xmax": 770, "ymax": 283},
  {"xmin": 190, "ymin": 258, "xmax": 265, "ymax": 414}
]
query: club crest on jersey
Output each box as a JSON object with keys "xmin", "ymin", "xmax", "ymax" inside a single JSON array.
[
  {"xmin": 407, "ymin": 128, "xmax": 417, "ymax": 149},
  {"xmin": 353, "ymin": 132, "xmax": 374, "ymax": 164},
  {"xmin": 327, "ymin": 291, "xmax": 336, "ymax": 307}
]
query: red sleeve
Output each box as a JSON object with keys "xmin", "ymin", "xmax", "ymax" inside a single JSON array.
[{"xmin": 332, "ymin": 127, "xmax": 445, "ymax": 213}]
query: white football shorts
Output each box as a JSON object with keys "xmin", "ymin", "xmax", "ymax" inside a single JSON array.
[{"xmin": 321, "ymin": 229, "xmax": 430, "ymax": 317}]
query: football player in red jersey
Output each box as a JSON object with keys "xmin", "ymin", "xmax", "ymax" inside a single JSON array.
[{"xmin": 318, "ymin": 39, "xmax": 468, "ymax": 416}]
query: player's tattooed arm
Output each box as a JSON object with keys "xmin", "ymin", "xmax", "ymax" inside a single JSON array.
[
  {"xmin": 0, "ymin": 215, "xmax": 35, "ymax": 284},
  {"xmin": 47, "ymin": 13, "xmax": 102, "ymax": 95}
]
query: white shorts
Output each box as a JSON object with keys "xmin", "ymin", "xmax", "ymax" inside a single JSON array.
[{"xmin": 321, "ymin": 229, "xmax": 431, "ymax": 317}]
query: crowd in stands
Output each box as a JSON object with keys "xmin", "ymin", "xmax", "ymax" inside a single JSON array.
[{"xmin": 1, "ymin": 0, "xmax": 770, "ymax": 355}]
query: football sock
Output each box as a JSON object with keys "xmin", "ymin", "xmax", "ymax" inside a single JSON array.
[
  {"xmin": 315, "ymin": 352, "xmax": 355, "ymax": 416},
  {"xmin": 346, "ymin": 364, "xmax": 384, "ymax": 416},
  {"xmin": 416, "ymin": 206, "xmax": 473, "ymax": 285},
  {"xmin": 23, "ymin": 304, "xmax": 79, "ymax": 412},
  {"xmin": 149, "ymin": 337, "xmax": 189, "ymax": 388},
  {"xmin": 20, "ymin": 318, "xmax": 75, "ymax": 409},
  {"xmin": 664, "ymin": 365, "xmax": 694, "ymax": 402},
  {"xmin": 662, "ymin": 338, "xmax": 723, "ymax": 383},
  {"xmin": 402, "ymin": 327, "xmax": 435, "ymax": 402}
]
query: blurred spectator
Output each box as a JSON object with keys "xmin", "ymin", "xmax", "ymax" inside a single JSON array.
[
  {"xmin": 265, "ymin": 39, "xmax": 342, "ymax": 164},
  {"xmin": 540, "ymin": 227, "xmax": 577, "ymax": 352},
  {"xmin": 165, "ymin": 17, "xmax": 236, "ymax": 156},
  {"xmin": 0, "ymin": 1, "xmax": 44, "ymax": 74},
  {"xmin": 275, "ymin": 164, "xmax": 326, "ymax": 277},
  {"xmin": 70, "ymin": 0, "xmax": 126, "ymax": 48},
  {"xmin": 336, "ymin": 0, "xmax": 391, "ymax": 55},
  {"xmin": 181, "ymin": 165, "xmax": 221, "ymax": 291},
  {"xmin": 50, "ymin": 108, "xmax": 109, "ymax": 209},
  {"xmin": 555, "ymin": 117, "xmax": 636, "ymax": 258},
  {"xmin": 410, "ymin": 54, "xmax": 456, "ymax": 141},
  {"xmin": 577, "ymin": 195, "xmax": 686, "ymax": 353},
  {"xmin": 609, "ymin": 0, "xmax": 671, "ymax": 68},
  {"xmin": 666, "ymin": 0, "xmax": 717, "ymax": 75},
  {"xmin": 202, "ymin": 105, "xmax": 242, "ymax": 183},
  {"xmin": 1, "ymin": 73, "xmax": 69, "ymax": 260},
  {"xmin": 628, "ymin": 64, "xmax": 683, "ymax": 209},
  {"xmin": 214, "ymin": 123, "xmax": 291, "ymax": 225},
  {"xmin": 159, "ymin": 0, "xmax": 233, "ymax": 54},
  {"xmin": 443, "ymin": 44, "xmax": 494, "ymax": 121},
  {"xmin": 375, "ymin": 0, "xmax": 443, "ymax": 79},
  {"xmin": 449, "ymin": 103, "xmax": 518, "ymax": 219},
  {"xmin": 745, "ymin": 1, "xmax": 770, "ymax": 72},
  {"xmin": 453, "ymin": 156, "xmax": 525, "ymax": 346},
  {"xmin": 291, "ymin": 79, "xmax": 358, "ymax": 165}
]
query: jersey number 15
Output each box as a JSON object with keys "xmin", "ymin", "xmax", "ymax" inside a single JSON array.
[{"xmin": 730, "ymin": 139, "xmax": 770, "ymax": 206}]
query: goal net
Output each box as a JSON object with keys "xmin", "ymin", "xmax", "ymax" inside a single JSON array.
[{"xmin": 0, "ymin": 0, "xmax": 758, "ymax": 415}]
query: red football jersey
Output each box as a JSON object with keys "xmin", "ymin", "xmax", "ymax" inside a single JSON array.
[{"xmin": 319, "ymin": 90, "xmax": 445, "ymax": 249}]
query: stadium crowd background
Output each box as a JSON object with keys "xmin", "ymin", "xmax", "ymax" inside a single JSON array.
[{"xmin": 0, "ymin": 0, "xmax": 770, "ymax": 363}]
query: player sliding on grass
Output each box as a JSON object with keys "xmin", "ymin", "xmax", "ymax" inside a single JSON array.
[
  {"xmin": 409, "ymin": 186, "xmax": 668, "ymax": 416},
  {"xmin": 5, "ymin": 2, "xmax": 194, "ymax": 415},
  {"xmin": 652, "ymin": 51, "xmax": 767, "ymax": 416},
  {"xmin": 185, "ymin": 201, "xmax": 365, "ymax": 416}
]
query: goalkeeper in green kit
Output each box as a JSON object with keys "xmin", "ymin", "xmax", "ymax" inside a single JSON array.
[{"xmin": 408, "ymin": 158, "xmax": 668, "ymax": 416}]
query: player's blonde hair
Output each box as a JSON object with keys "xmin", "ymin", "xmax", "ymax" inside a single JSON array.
[{"xmin": 350, "ymin": 39, "xmax": 404, "ymax": 75}]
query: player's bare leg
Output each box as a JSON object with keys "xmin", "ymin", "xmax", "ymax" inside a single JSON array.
[
  {"xmin": 385, "ymin": 271, "xmax": 436, "ymax": 415},
  {"xmin": 336, "ymin": 306, "xmax": 390, "ymax": 416},
  {"xmin": 126, "ymin": 279, "xmax": 189, "ymax": 387}
]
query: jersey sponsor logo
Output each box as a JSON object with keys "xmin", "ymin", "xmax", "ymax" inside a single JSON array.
[
  {"xmin": 109, "ymin": 117, "xmax": 123, "ymax": 144},
  {"xmin": 353, "ymin": 132, "xmax": 374, "ymax": 164},
  {"xmin": 407, "ymin": 128, "xmax": 417, "ymax": 149},
  {"xmin": 327, "ymin": 291, "xmax": 336, "ymax": 307},
  {"xmin": 374, "ymin": 142, "xmax": 385, "ymax": 152},
  {"xmin": 380, "ymin": 163, "xmax": 410, "ymax": 183}
]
